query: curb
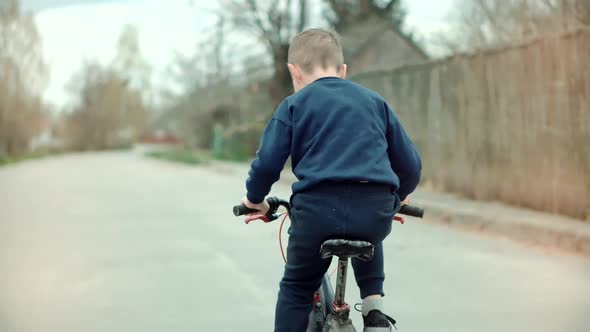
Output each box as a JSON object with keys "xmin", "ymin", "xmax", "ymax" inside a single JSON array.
[
  {"xmin": 207, "ymin": 161, "xmax": 590, "ymax": 258},
  {"xmin": 413, "ymin": 192, "xmax": 590, "ymax": 258}
]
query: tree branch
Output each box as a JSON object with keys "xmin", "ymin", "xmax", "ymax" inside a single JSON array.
[
  {"xmin": 298, "ymin": 0, "xmax": 307, "ymax": 32},
  {"xmin": 244, "ymin": 0, "xmax": 271, "ymax": 40},
  {"xmin": 326, "ymin": 0, "xmax": 349, "ymax": 28},
  {"xmin": 284, "ymin": 0, "xmax": 293, "ymax": 39},
  {"xmin": 268, "ymin": 0, "xmax": 282, "ymax": 45},
  {"xmin": 384, "ymin": 0, "xmax": 396, "ymax": 12}
]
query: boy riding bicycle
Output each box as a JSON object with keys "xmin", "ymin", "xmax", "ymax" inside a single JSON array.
[{"xmin": 240, "ymin": 28, "xmax": 422, "ymax": 331}]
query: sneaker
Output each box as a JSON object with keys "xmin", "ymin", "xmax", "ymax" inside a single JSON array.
[{"xmin": 363, "ymin": 310, "xmax": 397, "ymax": 331}]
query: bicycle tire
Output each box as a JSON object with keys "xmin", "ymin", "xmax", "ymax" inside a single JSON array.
[
  {"xmin": 307, "ymin": 274, "xmax": 334, "ymax": 331},
  {"xmin": 308, "ymin": 306, "xmax": 324, "ymax": 332},
  {"xmin": 319, "ymin": 274, "xmax": 334, "ymax": 318}
]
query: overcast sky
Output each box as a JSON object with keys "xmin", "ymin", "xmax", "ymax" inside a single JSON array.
[
  {"xmin": 21, "ymin": 0, "xmax": 456, "ymax": 107},
  {"xmin": 22, "ymin": 0, "xmax": 131, "ymax": 12}
]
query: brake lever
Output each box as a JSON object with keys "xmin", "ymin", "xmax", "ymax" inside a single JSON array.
[
  {"xmin": 245, "ymin": 213, "xmax": 270, "ymax": 224},
  {"xmin": 394, "ymin": 216, "xmax": 404, "ymax": 224},
  {"xmin": 244, "ymin": 213, "xmax": 281, "ymax": 224}
]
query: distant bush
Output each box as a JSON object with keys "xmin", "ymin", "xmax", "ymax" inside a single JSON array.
[{"xmin": 145, "ymin": 149, "xmax": 210, "ymax": 165}]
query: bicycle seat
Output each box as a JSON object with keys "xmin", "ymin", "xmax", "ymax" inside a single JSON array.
[{"xmin": 320, "ymin": 239, "xmax": 374, "ymax": 261}]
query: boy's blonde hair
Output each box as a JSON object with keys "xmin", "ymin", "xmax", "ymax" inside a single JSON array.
[{"xmin": 288, "ymin": 28, "xmax": 344, "ymax": 74}]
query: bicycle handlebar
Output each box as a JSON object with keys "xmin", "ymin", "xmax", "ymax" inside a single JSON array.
[
  {"xmin": 233, "ymin": 196, "xmax": 424, "ymax": 221},
  {"xmin": 233, "ymin": 197, "xmax": 291, "ymax": 223},
  {"xmin": 233, "ymin": 205, "xmax": 259, "ymax": 216},
  {"xmin": 398, "ymin": 205, "xmax": 424, "ymax": 218}
]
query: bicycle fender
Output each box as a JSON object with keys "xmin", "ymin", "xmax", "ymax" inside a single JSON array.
[{"xmin": 323, "ymin": 315, "xmax": 356, "ymax": 332}]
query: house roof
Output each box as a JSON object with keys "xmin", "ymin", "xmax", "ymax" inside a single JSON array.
[{"xmin": 339, "ymin": 15, "xmax": 429, "ymax": 62}]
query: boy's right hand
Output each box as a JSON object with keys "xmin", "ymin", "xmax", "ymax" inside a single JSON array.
[
  {"xmin": 241, "ymin": 196, "xmax": 270, "ymax": 215},
  {"xmin": 400, "ymin": 197, "xmax": 410, "ymax": 206}
]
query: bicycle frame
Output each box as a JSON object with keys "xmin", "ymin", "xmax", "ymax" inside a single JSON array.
[
  {"xmin": 309, "ymin": 259, "xmax": 356, "ymax": 332},
  {"xmin": 309, "ymin": 275, "xmax": 332, "ymax": 331},
  {"xmin": 324, "ymin": 256, "xmax": 357, "ymax": 331}
]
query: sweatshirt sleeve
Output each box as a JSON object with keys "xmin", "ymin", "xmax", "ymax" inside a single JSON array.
[
  {"xmin": 245, "ymin": 101, "xmax": 292, "ymax": 204},
  {"xmin": 385, "ymin": 102, "xmax": 422, "ymax": 201}
]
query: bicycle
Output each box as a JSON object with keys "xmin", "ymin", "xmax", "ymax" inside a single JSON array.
[{"xmin": 233, "ymin": 196, "xmax": 424, "ymax": 331}]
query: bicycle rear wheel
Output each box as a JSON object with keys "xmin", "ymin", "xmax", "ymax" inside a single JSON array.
[
  {"xmin": 307, "ymin": 274, "xmax": 334, "ymax": 331},
  {"xmin": 319, "ymin": 274, "xmax": 334, "ymax": 318},
  {"xmin": 308, "ymin": 306, "xmax": 324, "ymax": 332}
]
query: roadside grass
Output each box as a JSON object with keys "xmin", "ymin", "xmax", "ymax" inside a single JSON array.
[
  {"xmin": 144, "ymin": 149, "xmax": 212, "ymax": 165},
  {"xmin": 0, "ymin": 151, "xmax": 64, "ymax": 167}
]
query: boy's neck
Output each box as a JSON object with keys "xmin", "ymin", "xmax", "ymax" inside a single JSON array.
[{"xmin": 303, "ymin": 68, "xmax": 342, "ymax": 85}]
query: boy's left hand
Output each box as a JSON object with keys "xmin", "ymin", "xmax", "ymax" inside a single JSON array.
[
  {"xmin": 400, "ymin": 197, "xmax": 411, "ymax": 206},
  {"xmin": 242, "ymin": 196, "xmax": 270, "ymax": 215}
]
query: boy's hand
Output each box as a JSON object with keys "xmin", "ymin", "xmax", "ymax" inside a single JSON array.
[
  {"xmin": 242, "ymin": 196, "xmax": 270, "ymax": 215},
  {"xmin": 400, "ymin": 197, "xmax": 410, "ymax": 206}
]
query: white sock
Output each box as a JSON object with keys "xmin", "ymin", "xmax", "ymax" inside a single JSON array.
[{"xmin": 361, "ymin": 296, "xmax": 383, "ymax": 317}]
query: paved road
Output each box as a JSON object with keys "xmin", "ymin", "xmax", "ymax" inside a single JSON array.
[{"xmin": 1, "ymin": 152, "xmax": 589, "ymax": 332}]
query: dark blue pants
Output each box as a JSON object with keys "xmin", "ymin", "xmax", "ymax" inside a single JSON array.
[{"xmin": 274, "ymin": 183, "xmax": 399, "ymax": 331}]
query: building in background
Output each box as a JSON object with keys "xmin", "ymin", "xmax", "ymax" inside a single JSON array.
[{"xmin": 340, "ymin": 15, "xmax": 429, "ymax": 76}]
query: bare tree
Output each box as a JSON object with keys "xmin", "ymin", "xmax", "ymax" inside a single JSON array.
[
  {"xmin": 0, "ymin": 0, "xmax": 47, "ymax": 157},
  {"xmin": 213, "ymin": 17, "xmax": 227, "ymax": 82},
  {"xmin": 64, "ymin": 61, "xmax": 145, "ymax": 151},
  {"xmin": 64, "ymin": 25, "xmax": 152, "ymax": 151},
  {"xmin": 112, "ymin": 24, "xmax": 152, "ymax": 96},
  {"xmin": 570, "ymin": 0, "xmax": 590, "ymax": 25},
  {"xmin": 224, "ymin": 0, "xmax": 308, "ymax": 108},
  {"xmin": 438, "ymin": 0, "xmax": 589, "ymax": 54},
  {"xmin": 112, "ymin": 24, "xmax": 152, "ymax": 138},
  {"xmin": 164, "ymin": 15, "xmax": 231, "ymax": 97}
]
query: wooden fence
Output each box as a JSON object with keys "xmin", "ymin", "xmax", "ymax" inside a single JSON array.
[{"xmin": 353, "ymin": 29, "xmax": 590, "ymax": 219}]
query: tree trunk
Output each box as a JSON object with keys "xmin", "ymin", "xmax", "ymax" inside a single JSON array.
[{"xmin": 269, "ymin": 43, "xmax": 293, "ymax": 109}]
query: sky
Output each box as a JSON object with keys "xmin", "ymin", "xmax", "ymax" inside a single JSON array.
[{"xmin": 21, "ymin": 0, "xmax": 456, "ymax": 108}]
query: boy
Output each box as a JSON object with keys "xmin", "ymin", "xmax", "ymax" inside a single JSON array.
[{"xmin": 241, "ymin": 28, "xmax": 421, "ymax": 331}]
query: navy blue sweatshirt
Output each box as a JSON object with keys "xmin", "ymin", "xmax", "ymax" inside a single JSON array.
[{"xmin": 246, "ymin": 77, "xmax": 421, "ymax": 204}]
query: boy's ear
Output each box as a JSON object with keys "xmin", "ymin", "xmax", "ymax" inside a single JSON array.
[
  {"xmin": 287, "ymin": 63, "xmax": 301, "ymax": 82},
  {"xmin": 339, "ymin": 64, "xmax": 348, "ymax": 79}
]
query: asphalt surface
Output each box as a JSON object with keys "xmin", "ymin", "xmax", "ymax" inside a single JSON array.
[{"xmin": 1, "ymin": 152, "xmax": 589, "ymax": 332}]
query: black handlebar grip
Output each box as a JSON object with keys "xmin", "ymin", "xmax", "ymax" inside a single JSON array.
[
  {"xmin": 398, "ymin": 205, "xmax": 424, "ymax": 218},
  {"xmin": 233, "ymin": 204, "xmax": 260, "ymax": 216}
]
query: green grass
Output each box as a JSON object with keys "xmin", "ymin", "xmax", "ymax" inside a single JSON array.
[
  {"xmin": 0, "ymin": 151, "xmax": 62, "ymax": 166},
  {"xmin": 145, "ymin": 149, "xmax": 211, "ymax": 165}
]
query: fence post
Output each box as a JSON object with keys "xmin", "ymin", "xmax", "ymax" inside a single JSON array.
[{"xmin": 212, "ymin": 123, "xmax": 224, "ymax": 159}]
